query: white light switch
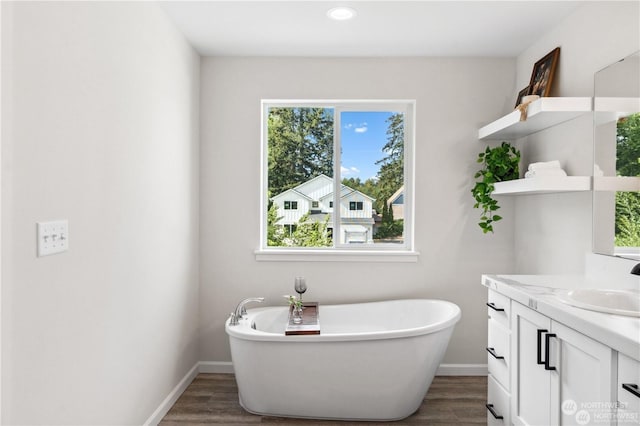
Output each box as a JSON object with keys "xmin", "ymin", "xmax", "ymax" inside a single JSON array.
[{"xmin": 37, "ymin": 220, "xmax": 69, "ymax": 257}]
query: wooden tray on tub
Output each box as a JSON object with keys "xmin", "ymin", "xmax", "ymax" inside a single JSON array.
[{"xmin": 285, "ymin": 302, "xmax": 320, "ymax": 335}]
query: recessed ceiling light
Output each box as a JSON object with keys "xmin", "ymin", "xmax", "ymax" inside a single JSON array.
[{"xmin": 327, "ymin": 7, "xmax": 357, "ymax": 21}]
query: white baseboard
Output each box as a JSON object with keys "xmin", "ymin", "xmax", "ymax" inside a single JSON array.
[
  {"xmin": 436, "ymin": 363, "xmax": 488, "ymax": 376},
  {"xmin": 143, "ymin": 361, "xmax": 234, "ymax": 426},
  {"xmin": 143, "ymin": 362, "xmax": 200, "ymax": 426},
  {"xmin": 198, "ymin": 361, "xmax": 234, "ymax": 374},
  {"xmin": 144, "ymin": 361, "xmax": 486, "ymax": 424},
  {"xmin": 196, "ymin": 361, "xmax": 484, "ymax": 376}
]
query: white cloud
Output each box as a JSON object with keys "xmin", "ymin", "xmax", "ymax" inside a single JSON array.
[
  {"xmin": 345, "ymin": 122, "xmax": 368, "ymax": 133},
  {"xmin": 341, "ymin": 166, "xmax": 360, "ymax": 176}
]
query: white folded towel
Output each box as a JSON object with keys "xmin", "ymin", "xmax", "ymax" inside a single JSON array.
[
  {"xmin": 525, "ymin": 169, "xmax": 568, "ymax": 178},
  {"xmin": 528, "ymin": 160, "xmax": 562, "ymax": 172}
]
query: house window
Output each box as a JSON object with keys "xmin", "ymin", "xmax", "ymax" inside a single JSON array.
[
  {"xmin": 349, "ymin": 201, "xmax": 363, "ymax": 211},
  {"xmin": 261, "ymin": 100, "xmax": 415, "ymax": 253},
  {"xmin": 284, "ymin": 201, "xmax": 297, "ymax": 210}
]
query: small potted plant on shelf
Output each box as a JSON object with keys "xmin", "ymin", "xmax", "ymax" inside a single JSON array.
[{"xmin": 471, "ymin": 142, "xmax": 521, "ymax": 233}]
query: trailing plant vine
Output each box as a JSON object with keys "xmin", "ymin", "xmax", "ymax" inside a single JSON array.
[{"xmin": 471, "ymin": 142, "xmax": 521, "ymax": 233}]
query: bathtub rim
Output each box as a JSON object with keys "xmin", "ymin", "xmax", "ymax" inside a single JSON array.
[{"xmin": 225, "ymin": 298, "xmax": 461, "ymax": 343}]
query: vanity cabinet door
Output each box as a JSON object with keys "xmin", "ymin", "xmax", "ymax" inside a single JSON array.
[
  {"xmin": 512, "ymin": 301, "xmax": 616, "ymax": 426},
  {"xmin": 511, "ymin": 301, "xmax": 552, "ymax": 426},
  {"xmin": 617, "ymin": 353, "xmax": 640, "ymax": 426},
  {"xmin": 549, "ymin": 321, "xmax": 615, "ymax": 426}
]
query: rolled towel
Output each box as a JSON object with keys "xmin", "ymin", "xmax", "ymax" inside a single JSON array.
[
  {"xmin": 528, "ymin": 160, "xmax": 562, "ymax": 172},
  {"xmin": 525, "ymin": 169, "xmax": 568, "ymax": 178}
]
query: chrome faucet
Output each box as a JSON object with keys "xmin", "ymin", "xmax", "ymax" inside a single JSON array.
[{"xmin": 229, "ymin": 297, "xmax": 265, "ymax": 326}]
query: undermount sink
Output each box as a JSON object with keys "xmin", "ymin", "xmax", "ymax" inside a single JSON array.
[{"xmin": 555, "ymin": 288, "xmax": 640, "ymax": 317}]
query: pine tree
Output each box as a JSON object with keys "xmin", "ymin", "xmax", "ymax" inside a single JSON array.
[
  {"xmin": 375, "ymin": 113, "xmax": 404, "ymax": 212},
  {"xmin": 267, "ymin": 107, "xmax": 334, "ymax": 196}
]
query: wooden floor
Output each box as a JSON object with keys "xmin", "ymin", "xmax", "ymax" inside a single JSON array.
[{"xmin": 160, "ymin": 374, "xmax": 487, "ymax": 425}]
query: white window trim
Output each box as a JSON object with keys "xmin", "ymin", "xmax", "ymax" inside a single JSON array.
[
  {"xmin": 255, "ymin": 249, "xmax": 419, "ymax": 262},
  {"xmin": 258, "ymin": 99, "xmax": 417, "ymax": 262}
]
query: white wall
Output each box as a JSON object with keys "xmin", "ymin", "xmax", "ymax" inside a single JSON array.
[
  {"xmin": 512, "ymin": 1, "xmax": 640, "ymax": 273},
  {"xmin": 200, "ymin": 57, "xmax": 517, "ymax": 365},
  {"xmin": 1, "ymin": 2, "xmax": 200, "ymax": 424}
]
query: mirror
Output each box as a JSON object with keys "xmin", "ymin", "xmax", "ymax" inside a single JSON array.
[{"xmin": 593, "ymin": 51, "xmax": 640, "ymax": 260}]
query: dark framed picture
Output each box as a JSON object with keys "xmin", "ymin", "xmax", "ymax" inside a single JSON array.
[
  {"xmin": 528, "ymin": 47, "xmax": 560, "ymax": 97},
  {"xmin": 515, "ymin": 86, "xmax": 530, "ymax": 107}
]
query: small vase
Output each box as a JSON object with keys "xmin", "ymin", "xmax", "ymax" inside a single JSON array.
[{"xmin": 292, "ymin": 306, "xmax": 303, "ymax": 324}]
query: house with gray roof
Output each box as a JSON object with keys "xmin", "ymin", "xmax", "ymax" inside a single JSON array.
[{"xmin": 270, "ymin": 174, "xmax": 376, "ymax": 243}]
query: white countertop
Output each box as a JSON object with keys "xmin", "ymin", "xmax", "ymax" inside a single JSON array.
[{"xmin": 482, "ymin": 274, "xmax": 640, "ymax": 361}]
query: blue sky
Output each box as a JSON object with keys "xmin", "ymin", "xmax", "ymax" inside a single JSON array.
[{"xmin": 340, "ymin": 111, "xmax": 394, "ymax": 181}]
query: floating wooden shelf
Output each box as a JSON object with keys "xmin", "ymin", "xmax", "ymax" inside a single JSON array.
[
  {"xmin": 492, "ymin": 176, "xmax": 592, "ymax": 195},
  {"xmin": 478, "ymin": 97, "xmax": 592, "ymax": 140}
]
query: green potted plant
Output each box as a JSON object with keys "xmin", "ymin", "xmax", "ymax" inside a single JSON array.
[{"xmin": 471, "ymin": 142, "xmax": 521, "ymax": 233}]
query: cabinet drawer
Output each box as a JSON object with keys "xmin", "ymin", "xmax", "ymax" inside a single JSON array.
[
  {"xmin": 487, "ymin": 289, "xmax": 510, "ymax": 328},
  {"xmin": 487, "ymin": 374, "xmax": 510, "ymax": 426},
  {"xmin": 488, "ymin": 318, "xmax": 510, "ymax": 390},
  {"xmin": 618, "ymin": 353, "xmax": 640, "ymax": 425}
]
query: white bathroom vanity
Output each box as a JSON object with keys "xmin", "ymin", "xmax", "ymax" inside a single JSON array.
[{"xmin": 482, "ymin": 274, "xmax": 640, "ymax": 426}]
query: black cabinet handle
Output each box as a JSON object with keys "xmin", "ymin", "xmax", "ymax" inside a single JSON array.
[
  {"xmin": 622, "ymin": 383, "xmax": 640, "ymax": 399},
  {"xmin": 544, "ymin": 333, "xmax": 557, "ymax": 371},
  {"xmin": 486, "ymin": 347, "xmax": 504, "ymax": 360},
  {"xmin": 486, "ymin": 302, "xmax": 505, "ymax": 312},
  {"xmin": 537, "ymin": 329, "xmax": 548, "ymax": 365},
  {"xmin": 486, "ymin": 403, "xmax": 504, "ymax": 420}
]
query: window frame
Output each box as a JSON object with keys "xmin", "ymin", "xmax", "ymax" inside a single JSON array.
[
  {"xmin": 349, "ymin": 201, "xmax": 364, "ymax": 211},
  {"xmin": 258, "ymin": 99, "xmax": 418, "ymax": 262}
]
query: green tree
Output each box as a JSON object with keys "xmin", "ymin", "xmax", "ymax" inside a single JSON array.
[
  {"xmin": 617, "ymin": 113, "xmax": 640, "ymax": 177},
  {"xmin": 615, "ymin": 113, "xmax": 640, "ymax": 247},
  {"xmin": 383, "ymin": 201, "xmax": 394, "ymax": 224},
  {"xmin": 266, "ymin": 202, "xmax": 285, "ymax": 246},
  {"xmin": 341, "ymin": 177, "xmax": 379, "ymax": 203},
  {"xmin": 268, "ymin": 108, "xmax": 334, "ymax": 196},
  {"xmin": 375, "ymin": 113, "xmax": 404, "ymax": 213},
  {"xmin": 290, "ymin": 213, "xmax": 332, "ymax": 247},
  {"xmin": 615, "ymin": 191, "xmax": 640, "ymax": 247}
]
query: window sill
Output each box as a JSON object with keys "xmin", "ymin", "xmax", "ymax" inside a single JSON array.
[{"xmin": 254, "ymin": 249, "xmax": 420, "ymax": 262}]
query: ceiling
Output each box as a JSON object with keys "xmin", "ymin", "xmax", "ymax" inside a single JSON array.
[{"xmin": 159, "ymin": 1, "xmax": 583, "ymax": 57}]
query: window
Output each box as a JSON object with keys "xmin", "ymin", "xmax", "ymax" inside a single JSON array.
[{"xmin": 261, "ymin": 100, "xmax": 415, "ymax": 254}]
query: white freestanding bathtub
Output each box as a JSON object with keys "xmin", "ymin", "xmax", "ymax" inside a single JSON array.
[{"xmin": 225, "ymin": 299, "xmax": 461, "ymax": 421}]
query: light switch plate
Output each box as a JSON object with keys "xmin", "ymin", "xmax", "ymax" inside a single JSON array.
[{"xmin": 37, "ymin": 220, "xmax": 69, "ymax": 257}]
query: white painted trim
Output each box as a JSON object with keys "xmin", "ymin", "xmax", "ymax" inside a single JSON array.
[
  {"xmin": 259, "ymin": 99, "xmax": 417, "ymax": 254},
  {"xmin": 255, "ymin": 249, "xmax": 420, "ymax": 262},
  {"xmin": 198, "ymin": 361, "xmax": 234, "ymax": 374},
  {"xmin": 143, "ymin": 363, "xmax": 199, "ymax": 426},
  {"xmin": 0, "ymin": 2, "xmax": 6, "ymax": 420},
  {"xmin": 436, "ymin": 364, "xmax": 488, "ymax": 376}
]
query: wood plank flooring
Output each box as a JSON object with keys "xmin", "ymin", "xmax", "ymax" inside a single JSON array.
[{"xmin": 160, "ymin": 374, "xmax": 487, "ymax": 425}]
